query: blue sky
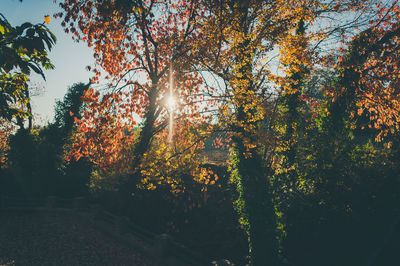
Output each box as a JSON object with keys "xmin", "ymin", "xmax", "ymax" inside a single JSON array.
[{"xmin": 1, "ymin": 0, "xmax": 95, "ymax": 124}]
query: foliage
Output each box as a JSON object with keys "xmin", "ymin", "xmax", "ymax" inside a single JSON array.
[
  {"xmin": 272, "ymin": 9, "xmax": 400, "ymax": 263},
  {"xmin": 3, "ymin": 82, "xmax": 90, "ymax": 198},
  {"xmin": 54, "ymin": 82, "xmax": 90, "ymax": 132},
  {"xmin": 344, "ymin": 1, "xmax": 400, "ymax": 141},
  {"xmin": 58, "ymin": 0, "xmax": 217, "ymax": 177},
  {"xmin": 67, "ymin": 88, "xmax": 137, "ymax": 171},
  {"xmin": 0, "ymin": 13, "xmax": 55, "ymax": 124},
  {"xmin": 196, "ymin": 1, "xmax": 394, "ymax": 265},
  {"xmin": 277, "ymin": 72, "xmax": 400, "ymax": 266},
  {"xmin": 139, "ymin": 120, "xmax": 217, "ymax": 193},
  {"xmin": 58, "ymin": 1, "xmax": 228, "ymax": 205},
  {"xmin": 2, "ymin": 0, "xmax": 399, "ymax": 265},
  {"xmin": 0, "ymin": 118, "xmax": 14, "ymax": 168}
]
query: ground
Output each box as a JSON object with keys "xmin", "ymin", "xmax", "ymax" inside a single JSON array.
[{"xmin": 0, "ymin": 211, "xmax": 159, "ymax": 266}]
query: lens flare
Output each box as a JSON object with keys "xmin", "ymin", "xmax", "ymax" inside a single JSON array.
[{"xmin": 166, "ymin": 96, "xmax": 176, "ymax": 110}]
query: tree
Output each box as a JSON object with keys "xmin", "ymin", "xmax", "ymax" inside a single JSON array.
[
  {"xmin": 270, "ymin": 2, "xmax": 400, "ymax": 264},
  {"xmin": 54, "ymin": 82, "xmax": 90, "ymax": 133},
  {"xmin": 58, "ymin": 0, "xmax": 217, "ymax": 181},
  {"xmin": 197, "ymin": 1, "xmax": 300, "ymax": 264},
  {"xmin": 0, "ymin": 13, "xmax": 56, "ymax": 129},
  {"xmin": 343, "ymin": 0, "xmax": 400, "ymax": 142},
  {"xmin": 5, "ymin": 82, "xmax": 91, "ymax": 197},
  {"xmin": 276, "ymin": 22, "xmax": 400, "ymax": 263},
  {"xmin": 198, "ymin": 0, "xmax": 379, "ymax": 264},
  {"xmin": 50, "ymin": 82, "xmax": 91, "ymax": 197}
]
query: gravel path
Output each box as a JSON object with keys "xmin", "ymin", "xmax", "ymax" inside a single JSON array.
[{"xmin": 0, "ymin": 212, "xmax": 160, "ymax": 266}]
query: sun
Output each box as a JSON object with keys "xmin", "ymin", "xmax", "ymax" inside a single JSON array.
[{"xmin": 166, "ymin": 95, "xmax": 176, "ymax": 110}]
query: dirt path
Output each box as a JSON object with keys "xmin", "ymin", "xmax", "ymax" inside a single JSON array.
[{"xmin": 0, "ymin": 212, "xmax": 160, "ymax": 266}]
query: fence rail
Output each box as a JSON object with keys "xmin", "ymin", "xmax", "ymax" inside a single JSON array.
[{"xmin": 0, "ymin": 196, "xmax": 222, "ymax": 265}]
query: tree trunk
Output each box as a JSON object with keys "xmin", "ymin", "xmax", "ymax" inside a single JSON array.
[
  {"xmin": 234, "ymin": 137, "xmax": 279, "ymax": 265},
  {"xmin": 131, "ymin": 82, "xmax": 159, "ymax": 173}
]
